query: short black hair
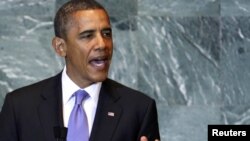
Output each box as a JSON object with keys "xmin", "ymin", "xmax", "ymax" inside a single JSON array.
[{"xmin": 54, "ymin": 0, "xmax": 107, "ymax": 39}]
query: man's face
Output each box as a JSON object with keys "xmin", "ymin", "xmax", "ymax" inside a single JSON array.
[{"xmin": 64, "ymin": 9, "xmax": 113, "ymax": 87}]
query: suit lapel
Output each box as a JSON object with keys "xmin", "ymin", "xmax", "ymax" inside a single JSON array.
[
  {"xmin": 36, "ymin": 75, "xmax": 122, "ymax": 141},
  {"xmin": 90, "ymin": 79, "xmax": 122, "ymax": 141},
  {"xmin": 37, "ymin": 73, "xmax": 64, "ymax": 141}
]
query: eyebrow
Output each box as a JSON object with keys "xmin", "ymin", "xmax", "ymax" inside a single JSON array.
[
  {"xmin": 79, "ymin": 29, "xmax": 95, "ymax": 36},
  {"xmin": 102, "ymin": 27, "xmax": 112, "ymax": 32},
  {"xmin": 78, "ymin": 27, "xmax": 112, "ymax": 36}
]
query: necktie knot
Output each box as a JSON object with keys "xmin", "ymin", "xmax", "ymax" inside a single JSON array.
[{"xmin": 74, "ymin": 90, "xmax": 89, "ymax": 105}]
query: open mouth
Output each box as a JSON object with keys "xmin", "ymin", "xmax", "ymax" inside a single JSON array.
[{"xmin": 89, "ymin": 56, "xmax": 110, "ymax": 69}]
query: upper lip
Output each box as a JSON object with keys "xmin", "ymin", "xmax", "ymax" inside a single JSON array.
[{"xmin": 89, "ymin": 54, "xmax": 110, "ymax": 62}]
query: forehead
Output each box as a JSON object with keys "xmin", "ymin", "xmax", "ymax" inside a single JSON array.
[{"xmin": 70, "ymin": 9, "xmax": 110, "ymax": 28}]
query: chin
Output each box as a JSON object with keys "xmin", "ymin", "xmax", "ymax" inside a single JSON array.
[{"xmin": 91, "ymin": 73, "xmax": 108, "ymax": 83}]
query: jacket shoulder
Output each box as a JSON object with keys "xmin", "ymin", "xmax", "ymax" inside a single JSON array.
[
  {"xmin": 104, "ymin": 78, "xmax": 155, "ymax": 102},
  {"xmin": 7, "ymin": 73, "xmax": 61, "ymax": 98}
]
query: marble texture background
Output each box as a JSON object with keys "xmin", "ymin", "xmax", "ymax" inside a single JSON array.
[{"xmin": 1, "ymin": 0, "xmax": 250, "ymax": 141}]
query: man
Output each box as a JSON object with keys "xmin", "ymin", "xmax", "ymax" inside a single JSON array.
[{"xmin": 0, "ymin": 0, "xmax": 160, "ymax": 141}]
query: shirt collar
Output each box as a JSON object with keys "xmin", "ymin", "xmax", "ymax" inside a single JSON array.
[{"xmin": 61, "ymin": 66, "xmax": 102, "ymax": 105}]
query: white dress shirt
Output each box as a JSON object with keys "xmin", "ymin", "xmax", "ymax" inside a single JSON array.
[{"xmin": 61, "ymin": 67, "xmax": 101, "ymax": 135}]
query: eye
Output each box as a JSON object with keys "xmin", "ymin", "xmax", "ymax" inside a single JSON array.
[
  {"xmin": 80, "ymin": 32, "xmax": 93, "ymax": 39},
  {"xmin": 102, "ymin": 29, "xmax": 112, "ymax": 38},
  {"xmin": 79, "ymin": 30, "xmax": 95, "ymax": 39}
]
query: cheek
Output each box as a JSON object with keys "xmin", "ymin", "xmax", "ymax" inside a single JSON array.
[
  {"xmin": 66, "ymin": 46, "xmax": 87, "ymax": 64},
  {"xmin": 73, "ymin": 41, "xmax": 90, "ymax": 56},
  {"xmin": 105, "ymin": 40, "xmax": 113, "ymax": 50},
  {"xmin": 77, "ymin": 47, "xmax": 92, "ymax": 64}
]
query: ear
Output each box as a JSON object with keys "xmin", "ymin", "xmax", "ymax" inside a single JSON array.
[{"xmin": 52, "ymin": 37, "xmax": 67, "ymax": 57}]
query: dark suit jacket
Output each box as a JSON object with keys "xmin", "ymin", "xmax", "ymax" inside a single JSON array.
[{"xmin": 0, "ymin": 73, "xmax": 160, "ymax": 141}]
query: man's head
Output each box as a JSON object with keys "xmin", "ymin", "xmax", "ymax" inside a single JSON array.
[
  {"xmin": 54, "ymin": 0, "xmax": 106, "ymax": 39},
  {"xmin": 52, "ymin": 0, "xmax": 113, "ymax": 88}
]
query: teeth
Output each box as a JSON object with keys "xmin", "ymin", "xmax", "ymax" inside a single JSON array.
[
  {"xmin": 89, "ymin": 56, "xmax": 109, "ymax": 68},
  {"xmin": 95, "ymin": 60, "xmax": 104, "ymax": 65},
  {"xmin": 91, "ymin": 59, "xmax": 105, "ymax": 67}
]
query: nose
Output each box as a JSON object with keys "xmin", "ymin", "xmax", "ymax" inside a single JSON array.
[{"xmin": 95, "ymin": 33, "xmax": 106, "ymax": 51}]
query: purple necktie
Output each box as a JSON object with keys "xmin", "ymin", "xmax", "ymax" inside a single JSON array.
[{"xmin": 67, "ymin": 90, "xmax": 89, "ymax": 141}]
